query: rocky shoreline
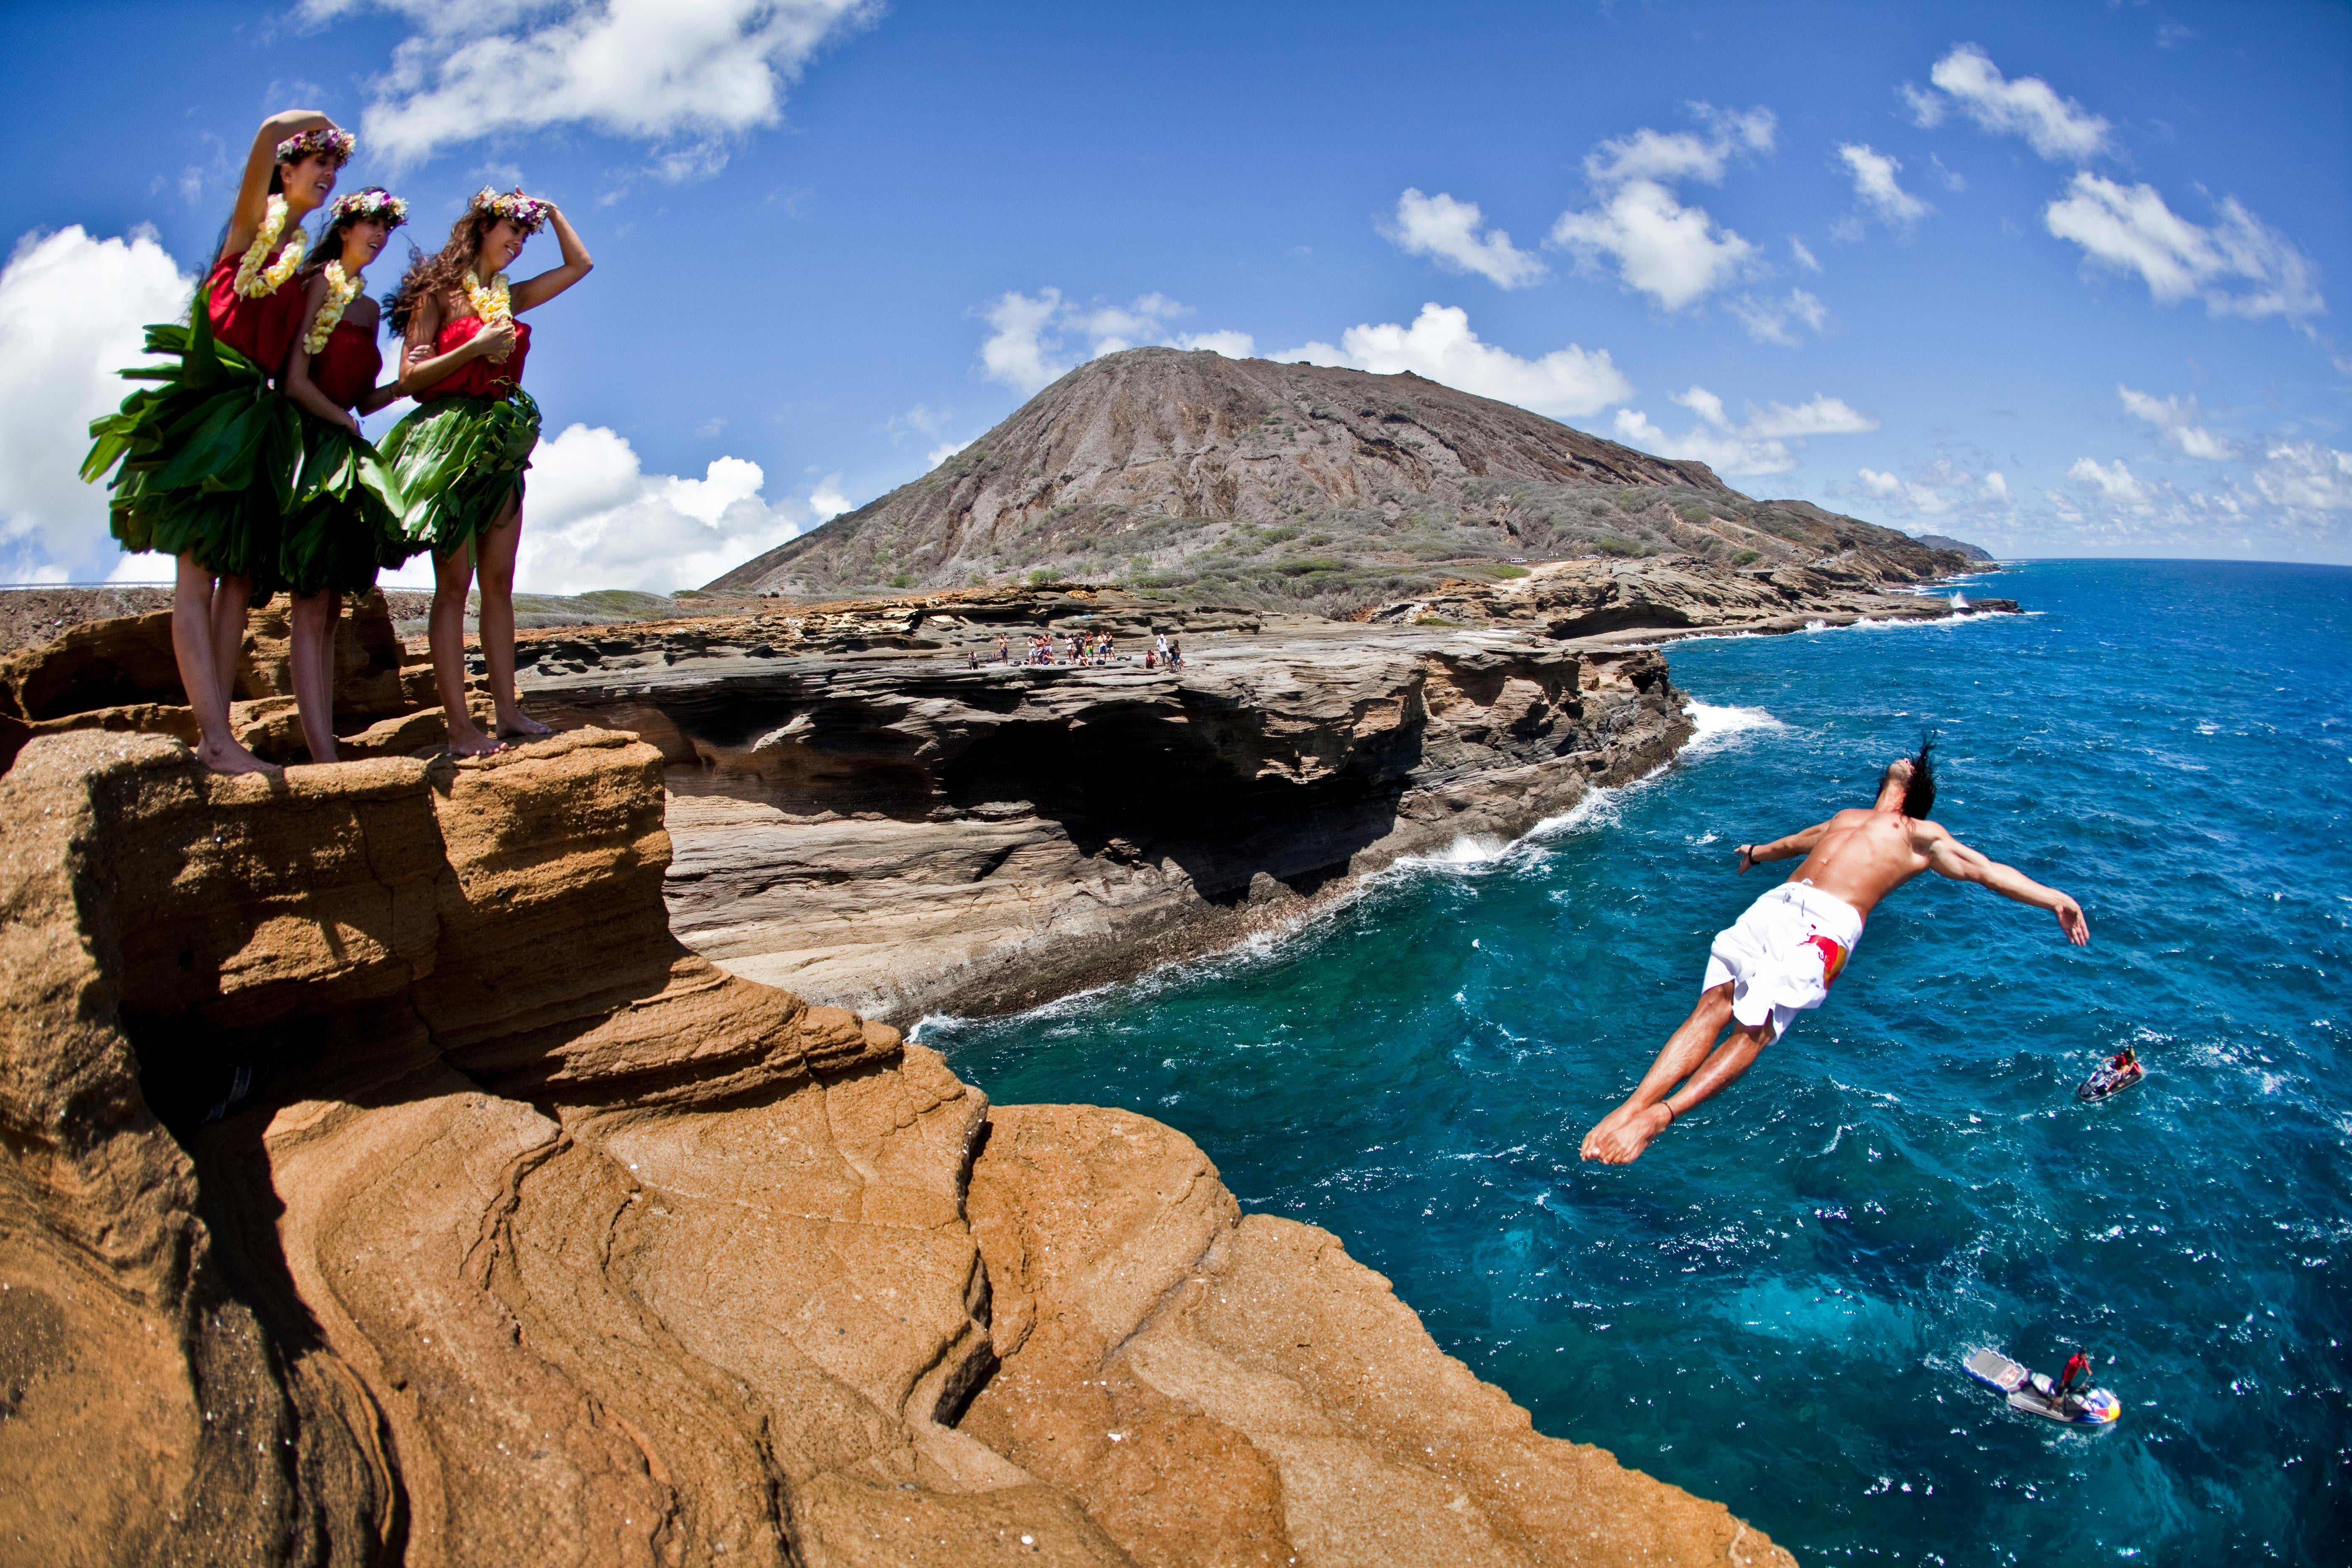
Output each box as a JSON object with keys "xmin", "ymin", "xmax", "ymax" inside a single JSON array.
[{"xmin": 0, "ymin": 556, "xmax": 2009, "ymax": 1563}]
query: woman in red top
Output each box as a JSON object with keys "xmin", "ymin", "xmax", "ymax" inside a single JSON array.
[
  {"xmin": 85, "ymin": 111, "xmax": 351, "ymax": 774},
  {"xmin": 278, "ymin": 186, "xmax": 431, "ymax": 763},
  {"xmin": 380, "ymin": 188, "xmax": 593, "ymax": 757}
]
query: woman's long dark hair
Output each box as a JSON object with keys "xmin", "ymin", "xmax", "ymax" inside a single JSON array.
[
  {"xmin": 299, "ymin": 187, "xmax": 398, "ymax": 283},
  {"xmin": 383, "ymin": 211, "xmax": 499, "ymax": 339}
]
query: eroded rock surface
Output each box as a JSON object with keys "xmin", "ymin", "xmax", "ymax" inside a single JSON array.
[
  {"xmin": 511, "ymin": 591, "xmax": 1692, "ymax": 1023},
  {"xmin": 0, "ymin": 725, "xmax": 1790, "ymax": 1565}
]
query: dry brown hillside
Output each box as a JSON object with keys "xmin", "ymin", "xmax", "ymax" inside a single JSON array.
[{"xmin": 710, "ymin": 346, "xmax": 1972, "ymax": 609}]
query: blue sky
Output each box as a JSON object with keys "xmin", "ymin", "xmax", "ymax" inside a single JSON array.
[{"xmin": 2, "ymin": 0, "xmax": 2346, "ymax": 591}]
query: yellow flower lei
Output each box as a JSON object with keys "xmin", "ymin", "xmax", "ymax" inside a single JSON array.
[
  {"xmin": 462, "ymin": 271, "xmax": 514, "ymax": 362},
  {"xmin": 302, "ymin": 260, "xmax": 364, "ymax": 356},
  {"xmin": 232, "ymin": 193, "xmax": 306, "ymax": 299}
]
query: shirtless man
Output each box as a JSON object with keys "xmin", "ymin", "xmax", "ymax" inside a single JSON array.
[{"xmin": 1581, "ymin": 737, "xmax": 2089, "ymax": 1165}]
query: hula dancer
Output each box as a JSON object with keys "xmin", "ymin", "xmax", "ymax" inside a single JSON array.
[
  {"xmin": 84, "ymin": 112, "xmax": 351, "ymax": 774},
  {"xmin": 381, "ymin": 187, "xmax": 593, "ymax": 757},
  {"xmin": 278, "ymin": 187, "xmax": 414, "ymax": 763}
]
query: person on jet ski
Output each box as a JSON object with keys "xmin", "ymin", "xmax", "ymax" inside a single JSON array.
[{"xmin": 2053, "ymin": 1349, "xmax": 2092, "ymax": 1409}]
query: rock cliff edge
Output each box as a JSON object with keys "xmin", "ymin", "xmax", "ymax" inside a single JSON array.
[{"xmin": 0, "ymin": 725, "xmax": 1792, "ymax": 1566}]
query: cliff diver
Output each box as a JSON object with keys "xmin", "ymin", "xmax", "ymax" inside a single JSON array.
[{"xmin": 1580, "ymin": 735, "xmax": 2089, "ymax": 1165}]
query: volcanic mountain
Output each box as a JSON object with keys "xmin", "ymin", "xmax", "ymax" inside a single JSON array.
[{"xmin": 710, "ymin": 347, "xmax": 1971, "ymax": 609}]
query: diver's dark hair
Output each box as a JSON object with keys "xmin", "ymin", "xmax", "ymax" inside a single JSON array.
[{"xmin": 1899, "ymin": 731, "xmax": 1937, "ymax": 819}]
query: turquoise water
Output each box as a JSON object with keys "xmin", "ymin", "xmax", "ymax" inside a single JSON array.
[{"xmin": 922, "ymin": 561, "xmax": 2352, "ymax": 1565}]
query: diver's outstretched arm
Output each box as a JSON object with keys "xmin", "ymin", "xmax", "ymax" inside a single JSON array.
[
  {"xmin": 1736, "ymin": 818, "xmax": 1832, "ymax": 873},
  {"xmin": 1924, "ymin": 832, "xmax": 2089, "ymax": 944}
]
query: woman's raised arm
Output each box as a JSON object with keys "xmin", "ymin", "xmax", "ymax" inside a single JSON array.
[
  {"xmin": 223, "ymin": 111, "xmax": 335, "ymax": 264},
  {"xmin": 510, "ymin": 204, "xmax": 593, "ymax": 314}
]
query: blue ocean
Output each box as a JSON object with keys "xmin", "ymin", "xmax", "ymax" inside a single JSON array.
[{"xmin": 922, "ymin": 560, "xmax": 2351, "ymax": 1565}]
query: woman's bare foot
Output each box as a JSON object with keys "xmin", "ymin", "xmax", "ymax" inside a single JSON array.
[
  {"xmin": 1581, "ymin": 1102, "xmax": 1674, "ymax": 1165},
  {"xmin": 496, "ymin": 710, "xmax": 554, "ymax": 740},
  {"xmin": 195, "ymin": 738, "xmax": 283, "ymax": 777},
  {"xmin": 445, "ymin": 721, "xmax": 505, "ymax": 759}
]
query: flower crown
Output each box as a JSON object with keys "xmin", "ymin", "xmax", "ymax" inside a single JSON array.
[
  {"xmin": 275, "ymin": 126, "xmax": 356, "ymax": 167},
  {"xmin": 327, "ymin": 187, "xmax": 408, "ymax": 227},
  {"xmin": 470, "ymin": 187, "xmax": 552, "ymax": 233}
]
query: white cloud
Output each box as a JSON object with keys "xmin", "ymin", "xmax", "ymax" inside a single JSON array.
[
  {"xmin": 2045, "ymin": 175, "xmax": 2323, "ymax": 320},
  {"xmin": 1174, "ymin": 329, "xmax": 1256, "ymax": 358},
  {"xmin": 1729, "ymin": 288, "xmax": 1828, "ymax": 346},
  {"xmin": 1382, "ymin": 189, "xmax": 1545, "ymax": 289},
  {"xmin": 2118, "ymin": 386, "xmax": 2239, "ymax": 460},
  {"xmin": 976, "ymin": 289, "xmax": 1250, "ymax": 395},
  {"xmin": 1548, "ymin": 104, "xmax": 1772, "ymax": 311},
  {"xmin": 1855, "ymin": 465, "xmax": 1957, "ymax": 515},
  {"xmin": 2253, "ymin": 443, "xmax": 2352, "ymax": 511},
  {"xmin": 1790, "ymin": 237, "xmax": 1821, "ymax": 273},
  {"xmin": 925, "ymin": 438, "xmax": 971, "ymax": 470},
  {"xmin": 1982, "ymin": 472, "xmax": 2010, "ymax": 501},
  {"xmin": 1551, "ymin": 181, "xmax": 1757, "ymax": 311},
  {"xmin": 0, "ymin": 226, "xmax": 196, "ymax": 583},
  {"xmin": 1275, "ymin": 302, "xmax": 1630, "ymax": 419},
  {"xmin": 1611, "ymin": 384, "xmax": 1878, "ymax": 475},
  {"xmin": 2068, "ymin": 456, "xmax": 2150, "ymax": 506},
  {"xmin": 1906, "ymin": 44, "xmax": 2114, "ymax": 162},
  {"xmin": 1836, "ymin": 144, "xmax": 1930, "ymax": 228},
  {"xmin": 977, "ymin": 289, "xmax": 1070, "ymax": 395},
  {"xmin": 807, "ymin": 472, "xmax": 851, "ymax": 520},
  {"xmin": 1742, "ymin": 394, "xmax": 1877, "ymax": 438},
  {"xmin": 312, "ymin": 0, "xmax": 877, "ymax": 172},
  {"xmin": 509, "ymin": 422, "xmax": 816, "ymax": 593},
  {"xmin": 1582, "ymin": 104, "xmax": 1775, "ymax": 186}
]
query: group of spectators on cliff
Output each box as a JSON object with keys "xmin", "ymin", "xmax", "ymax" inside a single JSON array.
[{"xmin": 975, "ymin": 630, "xmax": 1184, "ymax": 670}]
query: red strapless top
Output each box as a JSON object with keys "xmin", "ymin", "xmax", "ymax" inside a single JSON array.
[
  {"xmin": 205, "ymin": 251, "xmax": 305, "ymax": 375},
  {"xmin": 310, "ymin": 320, "xmax": 382, "ymax": 411},
  {"xmin": 416, "ymin": 315, "xmax": 531, "ymax": 402}
]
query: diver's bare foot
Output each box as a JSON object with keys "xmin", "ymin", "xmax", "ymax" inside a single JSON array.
[
  {"xmin": 1578, "ymin": 1102, "xmax": 1640, "ymax": 1160},
  {"xmin": 196, "ymin": 738, "xmax": 282, "ymax": 777},
  {"xmin": 1581, "ymin": 1103, "xmax": 1674, "ymax": 1165},
  {"xmin": 497, "ymin": 711, "xmax": 554, "ymax": 740}
]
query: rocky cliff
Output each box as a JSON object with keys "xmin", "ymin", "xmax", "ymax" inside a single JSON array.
[
  {"xmin": 0, "ymin": 724, "xmax": 1793, "ymax": 1567},
  {"xmin": 708, "ymin": 347, "xmax": 1976, "ymax": 611}
]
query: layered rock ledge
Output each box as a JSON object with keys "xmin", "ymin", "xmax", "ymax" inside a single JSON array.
[
  {"xmin": 510, "ymin": 562, "xmax": 2004, "ymax": 1024},
  {"xmin": 0, "ymin": 724, "xmax": 1792, "ymax": 1566}
]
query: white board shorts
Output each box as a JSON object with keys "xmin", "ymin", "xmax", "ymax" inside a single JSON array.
[{"xmin": 1701, "ymin": 881, "xmax": 1865, "ymax": 1040}]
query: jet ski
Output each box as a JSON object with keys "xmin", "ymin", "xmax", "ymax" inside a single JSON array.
[
  {"xmin": 2078, "ymin": 1047, "xmax": 2145, "ymax": 1103},
  {"xmin": 1964, "ymin": 1348, "xmax": 2121, "ymax": 1426}
]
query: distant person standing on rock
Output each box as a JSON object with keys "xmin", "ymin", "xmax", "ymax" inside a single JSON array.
[
  {"xmin": 381, "ymin": 187, "xmax": 593, "ymax": 757},
  {"xmin": 85, "ymin": 110, "xmax": 352, "ymax": 775},
  {"xmin": 1580, "ymin": 736, "xmax": 2089, "ymax": 1165}
]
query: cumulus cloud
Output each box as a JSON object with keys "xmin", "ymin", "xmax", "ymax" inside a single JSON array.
[
  {"xmin": 1857, "ymin": 466, "xmax": 1956, "ymax": 515},
  {"xmin": 1610, "ymin": 385, "xmax": 1878, "ymax": 476},
  {"xmin": 1729, "ymin": 288, "xmax": 1828, "ymax": 346},
  {"xmin": 2252, "ymin": 442, "xmax": 2352, "ymax": 512},
  {"xmin": 976, "ymin": 289, "xmax": 1252, "ymax": 396},
  {"xmin": 308, "ymin": 0, "xmax": 877, "ymax": 172},
  {"xmin": 2045, "ymin": 175, "xmax": 2323, "ymax": 320},
  {"xmin": 1382, "ymin": 189, "xmax": 1545, "ymax": 289},
  {"xmin": 2118, "ymin": 386, "xmax": 2238, "ymax": 460},
  {"xmin": 1275, "ymin": 303, "xmax": 1630, "ymax": 419},
  {"xmin": 1905, "ymin": 44, "xmax": 2114, "ymax": 162},
  {"xmin": 1982, "ymin": 472, "xmax": 2010, "ymax": 501},
  {"xmin": 2068, "ymin": 456, "xmax": 2150, "ymax": 506},
  {"xmin": 1836, "ymin": 144, "xmax": 1930, "ymax": 229},
  {"xmin": 1551, "ymin": 183, "xmax": 1757, "ymax": 311},
  {"xmin": 505, "ymin": 422, "xmax": 818, "ymax": 593},
  {"xmin": 1548, "ymin": 103, "xmax": 1772, "ymax": 311},
  {"xmin": 0, "ymin": 226, "xmax": 196, "ymax": 584}
]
